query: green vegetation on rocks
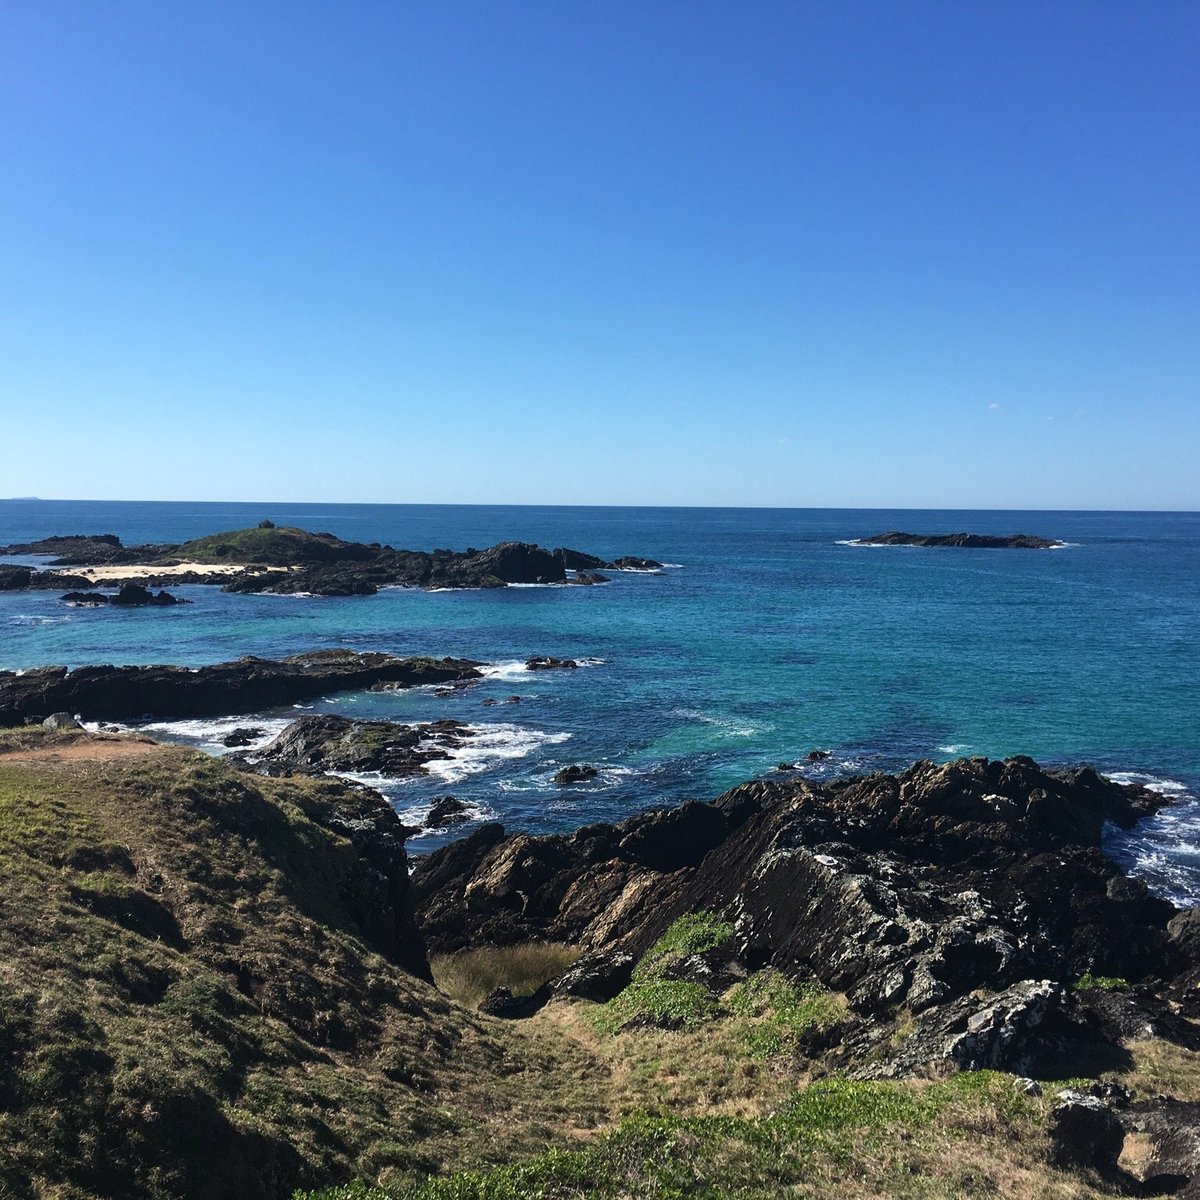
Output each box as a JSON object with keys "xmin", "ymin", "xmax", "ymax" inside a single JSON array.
[{"xmin": 172, "ymin": 524, "xmax": 377, "ymax": 565}]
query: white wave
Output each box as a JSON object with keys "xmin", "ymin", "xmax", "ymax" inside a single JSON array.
[
  {"xmin": 422, "ymin": 722, "xmax": 571, "ymax": 784},
  {"xmin": 480, "ymin": 656, "xmax": 606, "ymax": 681},
  {"xmin": 505, "ymin": 581, "xmax": 563, "ymax": 589},
  {"xmin": 671, "ymin": 707, "xmax": 768, "ymax": 738},
  {"xmin": 938, "ymin": 743, "xmax": 971, "ymax": 755},
  {"xmin": 1104, "ymin": 772, "xmax": 1200, "ymax": 906},
  {"xmin": 393, "ymin": 797, "xmax": 501, "ymax": 833},
  {"xmin": 1103, "ymin": 771, "xmax": 1192, "ymax": 800},
  {"xmin": 137, "ymin": 715, "xmax": 293, "ymax": 752},
  {"xmin": 8, "ymin": 614, "xmax": 72, "ymax": 625},
  {"xmin": 660, "ymin": 563, "xmax": 684, "ymax": 569}
]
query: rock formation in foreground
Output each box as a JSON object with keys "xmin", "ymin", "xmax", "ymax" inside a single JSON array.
[{"xmin": 413, "ymin": 754, "xmax": 1199, "ymax": 1078}]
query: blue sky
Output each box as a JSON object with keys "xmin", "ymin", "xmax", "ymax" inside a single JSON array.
[{"xmin": 2, "ymin": 1, "xmax": 1196, "ymax": 508}]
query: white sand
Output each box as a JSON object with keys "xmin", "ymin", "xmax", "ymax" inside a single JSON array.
[{"xmin": 80, "ymin": 561, "xmax": 289, "ymax": 581}]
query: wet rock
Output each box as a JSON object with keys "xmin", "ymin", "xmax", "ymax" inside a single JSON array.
[
  {"xmin": 62, "ymin": 591, "xmax": 107, "ymax": 606},
  {"xmin": 221, "ymin": 726, "xmax": 265, "ymax": 748},
  {"xmin": 425, "ymin": 796, "xmax": 470, "ymax": 827},
  {"xmin": 248, "ymin": 715, "xmax": 474, "ymax": 779},
  {"xmin": 108, "ymin": 584, "xmax": 188, "ymax": 607},
  {"xmin": 612, "ymin": 556, "xmax": 664, "ymax": 570},
  {"xmin": 526, "ymin": 656, "xmax": 579, "ymax": 671},
  {"xmin": 569, "ymin": 572, "xmax": 609, "ymax": 585},
  {"xmin": 806, "ymin": 749, "xmax": 831, "ymax": 761},
  {"xmin": 554, "ymin": 765, "xmax": 598, "ymax": 785}
]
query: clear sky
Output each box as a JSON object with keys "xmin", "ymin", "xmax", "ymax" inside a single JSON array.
[{"xmin": 2, "ymin": 2, "xmax": 1197, "ymax": 508}]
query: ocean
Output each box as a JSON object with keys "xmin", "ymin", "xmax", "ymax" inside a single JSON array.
[{"xmin": 3, "ymin": 500, "xmax": 1198, "ymax": 901}]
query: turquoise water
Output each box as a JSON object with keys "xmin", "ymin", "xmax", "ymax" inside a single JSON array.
[{"xmin": 2, "ymin": 501, "xmax": 1198, "ymax": 897}]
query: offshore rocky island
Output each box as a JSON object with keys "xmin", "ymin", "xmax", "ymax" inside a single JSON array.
[
  {"xmin": 0, "ymin": 522, "xmax": 663, "ymax": 599},
  {"xmin": 2, "ymin": 647, "xmax": 1200, "ymax": 1199}
]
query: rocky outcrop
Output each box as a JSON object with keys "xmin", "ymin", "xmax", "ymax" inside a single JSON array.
[
  {"xmin": 855, "ymin": 531, "xmax": 1064, "ymax": 549},
  {"xmin": 0, "ymin": 533, "xmax": 178, "ymax": 564},
  {"xmin": 412, "ymin": 756, "xmax": 1190, "ymax": 1077},
  {"xmin": 241, "ymin": 715, "xmax": 475, "ymax": 779},
  {"xmin": 0, "ymin": 650, "xmax": 482, "ymax": 727},
  {"xmin": 5, "ymin": 527, "xmax": 666, "ymax": 595},
  {"xmin": 526, "ymin": 656, "xmax": 578, "ymax": 671},
  {"xmin": 554, "ymin": 765, "xmax": 597, "ymax": 784},
  {"xmin": 61, "ymin": 584, "xmax": 188, "ymax": 607}
]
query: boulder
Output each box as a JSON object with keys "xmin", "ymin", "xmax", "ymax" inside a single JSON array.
[
  {"xmin": 552, "ymin": 951, "xmax": 636, "ymax": 1002},
  {"xmin": 425, "ymin": 796, "xmax": 471, "ymax": 827},
  {"xmin": 221, "ymin": 726, "xmax": 265, "ymax": 748},
  {"xmin": 554, "ymin": 765, "xmax": 598, "ymax": 785},
  {"xmin": 526, "ymin": 657, "xmax": 578, "ymax": 671},
  {"xmin": 41, "ymin": 712, "xmax": 81, "ymax": 730},
  {"xmin": 1050, "ymin": 1089, "xmax": 1125, "ymax": 1174}
]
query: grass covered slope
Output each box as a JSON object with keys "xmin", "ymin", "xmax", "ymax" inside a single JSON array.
[
  {"xmin": 170, "ymin": 522, "xmax": 378, "ymax": 565},
  {"xmin": 0, "ymin": 731, "xmax": 597, "ymax": 1200}
]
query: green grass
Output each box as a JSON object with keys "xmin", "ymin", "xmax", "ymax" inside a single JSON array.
[
  {"xmin": 296, "ymin": 1073, "xmax": 1049, "ymax": 1200},
  {"xmin": 726, "ymin": 970, "xmax": 843, "ymax": 1059},
  {"xmin": 1073, "ymin": 974, "xmax": 1130, "ymax": 992},
  {"xmin": 171, "ymin": 524, "xmax": 375, "ymax": 565},
  {"xmin": 632, "ymin": 911, "xmax": 735, "ymax": 979}
]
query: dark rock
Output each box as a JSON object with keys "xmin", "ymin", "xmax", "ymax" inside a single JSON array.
[
  {"xmin": 855, "ymin": 531, "xmax": 1064, "ymax": 549},
  {"xmin": 42, "ymin": 712, "xmax": 81, "ymax": 730},
  {"xmin": 247, "ymin": 715, "xmax": 474, "ymax": 778},
  {"xmin": 806, "ymin": 749, "xmax": 831, "ymax": 761},
  {"xmin": 425, "ymin": 796, "xmax": 470, "ymax": 827},
  {"xmin": 62, "ymin": 591, "xmax": 107, "ymax": 605},
  {"xmin": 413, "ymin": 755, "xmax": 1185, "ymax": 1080},
  {"xmin": 1121, "ymin": 1098, "xmax": 1200, "ymax": 1197},
  {"xmin": 0, "ymin": 650, "xmax": 482, "ymax": 727},
  {"xmin": 569, "ymin": 572, "xmax": 609, "ymax": 585},
  {"xmin": 221, "ymin": 726, "xmax": 265, "ymax": 748},
  {"xmin": 554, "ymin": 764, "xmax": 597, "ymax": 785},
  {"xmin": 1050, "ymin": 1089, "xmax": 1125, "ymax": 1173},
  {"xmin": 553, "ymin": 548, "xmax": 611, "ymax": 570},
  {"xmin": 1169, "ymin": 908, "xmax": 1200, "ymax": 962},
  {"xmin": 526, "ymin": 656, "xmax": 578, "ymax": 671},
  {"xmin": 477, "ymin": 984, "xmax": 552, "ymax": 1019},
  {"xmin": 612, "ymin": 556, "xmax": 664, "ymax": 570},
  {"xmin": 108, "ymin": 584, "xmax": 187, "ymax": 607},
  {"xmin": 552, "ymin": 951, "xmax": 636, "ymax": 1001},
  {"xmin": 0, "ymin": 565, "xmax": 32, "ymax": 590}
]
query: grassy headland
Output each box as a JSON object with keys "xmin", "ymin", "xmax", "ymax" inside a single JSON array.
[{"xmin": 0, "ymin": 729, "xmax": 1194, "ymax": 1199}]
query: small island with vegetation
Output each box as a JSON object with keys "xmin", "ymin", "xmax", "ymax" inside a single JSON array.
[{"xmin": 0, "ymin": 521, "xmax": 665, "ymax": 598}]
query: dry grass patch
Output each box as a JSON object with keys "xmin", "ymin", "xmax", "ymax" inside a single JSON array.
[{"xmin": 430, "ymin": 943, "xmax": 581, "ymax": 1009}]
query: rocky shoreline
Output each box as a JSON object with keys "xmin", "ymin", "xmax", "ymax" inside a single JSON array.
[
  {"xmin": 411, "ymin": 754, "xmax": 1199, "ymax": 1080},
  {"xmin": 0, "ymin": 649, "xmax": 482, "ymax": 726}
]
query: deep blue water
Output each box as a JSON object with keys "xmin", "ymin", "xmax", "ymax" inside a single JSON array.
[{"xmin": 3, "ymin": 500, "xmax": 1199, "ymax": 900}]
